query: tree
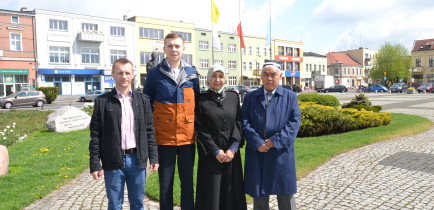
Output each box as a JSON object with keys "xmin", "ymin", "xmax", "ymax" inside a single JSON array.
[{"xmin": 370, "ymin": 42, "xmax": 412, "ymax": 87}]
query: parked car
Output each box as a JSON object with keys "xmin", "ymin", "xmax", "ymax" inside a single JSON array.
[
  {"xmin": 390, "ymin": 83, "xmax": 408, "ymax": 93},
  {"xmin": 417, "ymin": 83, "xmax": 434, "ymax": 93},
  {"xmin": 0, "ymin": 90, "xmax": 47, "ymax": 109},
  {"xmin": 364, "ymin": 84, "xmax": 388, "ymax": 93},
  {"xmin": 237, "ymin": 85, "xmax": 251, "ymax": 94},
  {"xmin": 79, "ymin": 90, "xmax": 106, "ymax": 102},
  {"xmin": 249, "ymin": 85, "xmax": 261, "ymax": 92},
  {"xmin": 322, "ymin": 85, "xmax": 348, "ymax": 93},
  {"xmin": 225, "ymin": 86, "xmax": 240, "ymax": 93},
  {"xmin": 282, "ymin": 85, "xmax": 302, "ymax": 93}
]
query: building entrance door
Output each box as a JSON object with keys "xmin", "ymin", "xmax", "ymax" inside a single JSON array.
[{"xmin": 5, "ymin": 84, "xmax": 14, "ymax": 95}]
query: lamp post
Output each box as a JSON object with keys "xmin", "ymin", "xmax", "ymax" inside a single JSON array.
[{"xmin": 411, "ymin": 68, "xmax": 415, "ymax": 87}]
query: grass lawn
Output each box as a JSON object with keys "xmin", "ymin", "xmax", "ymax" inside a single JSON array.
[{"xmin": 0, "ymin": 111, "xmax": 432, "ymax": 209}]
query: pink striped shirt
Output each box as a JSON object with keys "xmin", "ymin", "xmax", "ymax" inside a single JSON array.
[{"xmin": 115, "ymin": 87, "xmax": 136, "ymax": 150}]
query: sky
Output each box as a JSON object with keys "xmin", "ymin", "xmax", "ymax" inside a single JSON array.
[{"xmin": 2, "ymin": 0, "xmax": 434, "ymax": 54}]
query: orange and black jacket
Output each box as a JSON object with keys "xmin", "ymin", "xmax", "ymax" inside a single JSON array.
[{"xmin": 143, "ymin": 59, "xmax": 200, "ymax": 146}]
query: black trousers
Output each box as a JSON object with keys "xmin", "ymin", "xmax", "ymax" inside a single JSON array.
[
  {"xmin": 158, "ymin": 144, "xmax": 195, "ymax": 210},
  {"xmin": 253, "ymin": 194, "xmax": 296, "ymax": 210}
]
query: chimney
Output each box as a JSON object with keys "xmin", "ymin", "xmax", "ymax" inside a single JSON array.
[
  {"xmin": 123, "ymin": 15, "xmax": 128, "ymax": 21},
  {"xmin": 20, "ymin": 7, "xmax": 27, "ymax": 11}
]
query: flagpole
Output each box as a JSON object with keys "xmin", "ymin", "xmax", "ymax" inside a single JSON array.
[
  {"xmin": 269, "ymin": 0, "xmax": 272, "ymax": 60},
  {"xmin": 211, "ymin": 0, "xmax": 215, "ymax": 64},
  {"xmin": 239, "ymin": 0, "xmax": 243, "ymax": 87}
]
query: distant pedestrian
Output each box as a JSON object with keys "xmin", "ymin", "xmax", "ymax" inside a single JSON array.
[
  {"xmin": 242, "ymin": 60, "xmax": 301, "ymax": 210},
  {"xmin": 89, "ymin": 58, "xmax": 159, "ymax": 210}
]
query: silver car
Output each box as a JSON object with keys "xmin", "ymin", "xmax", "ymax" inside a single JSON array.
[
  {"xmin": 0, "ymin": 91, "xmax": 47, "ymax": 109},
  {"xmin": 79, "ymin": 90, "xmax": 106, "ymax": 102}
]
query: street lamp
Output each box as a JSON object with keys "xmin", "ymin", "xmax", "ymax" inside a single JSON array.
[{"xmin": 411, "ymin": 68, "xmax": 416, "ymax": 87}]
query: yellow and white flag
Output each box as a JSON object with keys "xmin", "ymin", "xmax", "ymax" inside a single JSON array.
[{"xmin": 211, "ymin": 0, "xmax": 221, "ymax": 51}]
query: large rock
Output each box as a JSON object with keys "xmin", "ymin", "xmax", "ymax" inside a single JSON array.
[
  {"xmin": 46, "ymin": 106, "xmax": 91, "ymax": 132},
  {"xmin": 0, "ymin": 145, "xmax": 8, "ymax": 176}
]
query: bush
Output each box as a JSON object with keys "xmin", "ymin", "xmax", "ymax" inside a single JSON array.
[
  {"xmin": 298, "ymin": 93, "xmax": 340, "ymax": 107},
  {"xmin": 342, "ymin": 93, "xmax": 382, "ymax": 112},
  {"xmin": 36, "ymin": 87, "xmax": 59, "ymax": 104}
]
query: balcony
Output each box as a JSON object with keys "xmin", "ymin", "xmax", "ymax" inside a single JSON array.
[{"xmin": 78, "ymin": 31, "xmax": 104, "ymax": 42}]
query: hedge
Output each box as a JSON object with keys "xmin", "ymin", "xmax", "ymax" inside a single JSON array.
[
  {"xmin": 36, "ymin": 87, "xmax": 59, "ymax": 104},
  {"xmin": 298, "ymin": 93, "xmax": 340, "ymax": 107}
]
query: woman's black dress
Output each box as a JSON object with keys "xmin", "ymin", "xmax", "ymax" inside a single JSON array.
[{"xmin": 195, "ymin": 90, "xmax": 247, "ymax": 210}]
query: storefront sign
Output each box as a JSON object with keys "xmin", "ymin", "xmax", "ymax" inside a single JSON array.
[
  {"xmin": 38, "ymin": 69, "xmax": 103, "ymax": 75},
  {"xmin": 0, "ymin": 69, "xmax": 29, "ymax": 74},
  {"xmin": 104, "ymin": 75, "xmax": 115, "ymax": 82},
  {"xmin": 3, "ymin": 75, "xmax": 14, "ymax": 83},
  {"xmin": 284, "ymin": 71, "xmax": 300, "ymax": 77},
  {"xmin": 275, "ymin": 55, "xmax": 304, "ymax": 63}
]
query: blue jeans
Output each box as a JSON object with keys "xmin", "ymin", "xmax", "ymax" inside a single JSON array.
[
  {"xmin": 104, "ymin": 153, "xmax": 146, "ymax": 210},
  {"xmin": 158, "ymin": 144, "xmax": 195, "ymax": 210}
]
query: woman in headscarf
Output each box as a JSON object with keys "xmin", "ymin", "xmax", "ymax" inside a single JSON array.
[{"xmin": 195, "ymin": 65, "xmax": 247, "ymax": 210}]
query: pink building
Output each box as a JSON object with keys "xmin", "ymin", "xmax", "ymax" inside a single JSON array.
[{"xmin": 0, "ymin": 8, "xmax": 36, "ymax": 96}]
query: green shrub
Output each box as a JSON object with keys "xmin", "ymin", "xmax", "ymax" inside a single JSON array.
[
  {"xmin": 36, "ymin": 87, "xmax": 59, "ymax": 104},
  {"xmin": 298, "ymin": 93, "xmax": 340, "ymax": 107},
  {"xmin": 342, "ymin": 93, "xmax": 382, "ymax": 112}
]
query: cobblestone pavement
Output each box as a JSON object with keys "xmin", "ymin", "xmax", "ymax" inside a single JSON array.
[{"xmin": 25, "ymin": 93, "xmax": 434, "ymax": 209}]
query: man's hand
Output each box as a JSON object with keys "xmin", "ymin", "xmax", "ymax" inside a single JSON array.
[
  {"xmin": 149, "ymin": 164, "xmax": 159, "ymax": 171},
  {"xmin": 257, "ymin": 143, "xmax": 270, "ymax": 152},
  {"xmin": 265, "ymin": 139, "xmax": 275, "ymax": 148},
  {"xmin": 216, "ymin": 150, "xmax": 227, "ymax": 163},
  {"xmin": 224, "ymin": 149, "xmax": 235, "ymax": 162},
  {"xmin": 91, "ymin": 170, "xmax": 104, "ymax": 180}
]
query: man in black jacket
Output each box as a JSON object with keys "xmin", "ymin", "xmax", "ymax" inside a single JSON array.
[{"xmin": 89, "ymin": 58, "xmax": 159, "ymax": 210}]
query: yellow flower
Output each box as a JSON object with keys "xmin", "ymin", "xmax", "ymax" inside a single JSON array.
[{"xmin": 39, "ymin": 148, "xmax": 49, "ymax": 152}]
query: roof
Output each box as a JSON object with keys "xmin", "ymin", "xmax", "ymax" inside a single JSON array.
[
  {"xmin": 303, "ymin": 52, "xmax": 326, "ymax": 57},
  {"xmin": 326, "ymin": 52, "xmax": 362, "ymax": 66},
  {"xmin": 412, "ymin": 38, "xmax": 434, "ymax": 52}
]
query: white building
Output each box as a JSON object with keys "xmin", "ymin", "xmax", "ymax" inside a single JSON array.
[
  {"xmin": 303, "ymin": 52, "xmax": 327, "ymax": 89},
  {"xmin": 34, "ymin": 9, "xmax": 136, "ymax": 95}
]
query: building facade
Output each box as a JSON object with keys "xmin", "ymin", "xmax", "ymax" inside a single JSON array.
[
  {"xmin": 129, "ymin": 16, "xmax": 195, "ymax": 87},
  {"xmin": 412, "ymin": 38, "xmax": 434, "ymax": 85},
  {"xmin": 274, "ymin": 40, "xmax": 304, "ymax": 87},
  {"xmin": 35, "ymin": 9, "xmax": 136, "ymax": 95},
  {"xmin": 241, "ymin": 35, "xmax": 270, "ymax": 86},
  {"xmin": 303, "ymin": 52, "xmax": 327, "ymax": 89},
  {"xmin": 327, "ymin": 52, "xmax": 364, "ymax": 88},
  {"xmin": 0, "ymin": 8, "xmax": 36, "ymax": 97},
  {"xmin": 341, "ymin": 47, "xmax": 377, "ymax": 85}
]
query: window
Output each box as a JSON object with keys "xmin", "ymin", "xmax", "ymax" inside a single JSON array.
[
  {"xmin": 10, "ymin": 33, "xmax": 21, "ymax": 51},
  {"xmin": 110, "ymin": 26, "xmax": 125, "ymax": 37},
  {"xmin": 249, "ymin": 62, "xmax": 253, "ymax": 71},
  {"xmin": 323, "ymin": 65, "xmax": 325, "ymax": 72},
  {"xmin": 82, "ymin": 23, "xmax": 98, "ymax": 32},
  {"xmin": 294, "ymin": 48, "xmax": 300, "ymax": 57},
  {"xmin": 228, "ymin": 44, "xmax": 236, "ymax": 53},
  {"xmin": 286, "ymin": 62, "xmax": 292, "ymax": 71},
  {"xmin": 11, "ymin": 16, "xmax": 19, "ymax": 24},
  {"xmin": 243, "ymin": 62, "xmax": 246, "ymax": 70},
  {"xmin": 110, "ymin": 50, "xmax": 127, "ymax": 64},
  {"xmin": 294, "ymin": 63, "xmax": 299, "ymax": 71},
  {"xmin": 242, "ymin": 48, "xmax": 246, "ymax": 55},
  {"xmin": 172, "ymin": 31, "xmax": 191, "ymax": 42},
  {"xmin": 182, "ymin": 54, "xmax": 193, "ymax": 65},
  {"xmin": 256, "ymin": 61, "xmax": 260, "ymax": 70},
  {"xmin": 286, "ymin": 47, "xmax": 293, "ymax": 56},
  {"xmin": 314, "ymin": 64, "xmax": 316, "ymax": 71},
  {"xmin": 200, "ymin": 59, "xmax": 209, "ymax": 68},
  {"xmin": 214, "ymin": 60, "xmax": 223, "ymax": 66},
  {"xmin": 139, "ymin": 28, "xmax": 164, "ymax": 39},
  {"xmin": 256, "ymin": 47, "xmax": 260, "ymax": 55},
  {"xmin": 416, "ymin": 58, "xmax": 421, "ymax": 67},
  {"xmin": 199, "ymin": 41, "xmax": 209, "ymax": 50},
  {"xmin": 49, "ymin": 19, "xmax": 68, "ymax": 31},
  {"xmin": 228, "ymin": 76, "xmax": 237, "ymax": 86},
  {"xmin": 228, "ymin": 61, "xmax": 236, "ymax": 69},
  {"xmin": 335, "ymin": 68, "xmax": 339, "ymax": 75},
  {"xmin": 81, "ymin": 48, "xmax": 100, "ymax": 64},
  {"xmin": 306, "ymin": 64, "xmax": 309, "ymax": 71},
  {"xmin": 430, "ymin": 58, "xmax": 433, "ymax": 67},
  {"xmin": 140, "ymin": 52, "xmax": 164, "ymax": 65},
  {"xmin": 199, "ymin": 75, "xmax": 207, "ymax": 87},
  {"xmin": 214, "ymin": 42, "xmax": 222, "ymax": 52},
  {"xmin": 201, "ymin": 33, "xmax": 206, "ymax": 36},
  {"xmin": 248, "ymin": 46, "xmax": 252, "ymax": 55},
  {"xmin": 49, "ymin": 46, "xmax": 70, "ymax": 63},
  {"xmin": 264, "ymin": 48, "xmax": 267, "ymax": 56},
  {"xmin": 278, "ymin": 46, "xmax": 284, "ymax": 55}
]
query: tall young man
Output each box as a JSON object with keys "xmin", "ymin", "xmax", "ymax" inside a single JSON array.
[{"xmin": 144, "ymin": 32, "xmax": 199, "ymax": 210}]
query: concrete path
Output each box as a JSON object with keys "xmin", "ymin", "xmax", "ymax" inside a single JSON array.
[{"xmin": 25, "ymin": 93, "xmax": 434, "ymax": 209}]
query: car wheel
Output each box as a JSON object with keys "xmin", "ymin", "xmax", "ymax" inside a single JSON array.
[
  {"xmin": 4, "ymin": 102, "xmax": 12, "ymax": 109},
  {"xmin": 80, "ymin": 97, "xmax": 86, "ymax": 102},
  {"xmin": 325, "ymin": 90, "xmax": 329, "ymax": 93},
  {"xmin": 36, "ymin": 100, "xmax": 44, "ymax": 107}
]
